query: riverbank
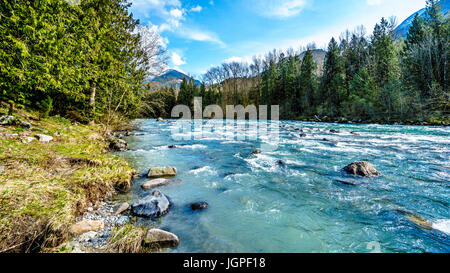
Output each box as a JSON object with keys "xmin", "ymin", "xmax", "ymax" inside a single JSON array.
[{"xmin": 0, "ymin": 108, "xmax": 136, "ymax": 252}]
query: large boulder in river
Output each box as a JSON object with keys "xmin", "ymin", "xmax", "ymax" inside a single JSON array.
[
  {"xmin": 342, "ymin": 161, "xmax": 381, "ymax": 177},
  {"xmin": 131, "ymin": 190, "xmax": 171, "ymax": 218},
  {"xmin": 143, "ymin": 229, "xmax": 179, "ymax": 249},
  {"xmin": 147, "ymin": 166, "xmax": 177, "ymax": 178}
]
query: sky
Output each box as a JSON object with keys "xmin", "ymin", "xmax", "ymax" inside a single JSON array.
[{"xmin": 129, "ymin": 0, "xmax": 428, "ymax": 77}]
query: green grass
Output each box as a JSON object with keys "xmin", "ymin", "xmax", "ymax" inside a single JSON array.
[{"xmin": 0, "ymin": 109, "xmax": 136, "ymax": 252}]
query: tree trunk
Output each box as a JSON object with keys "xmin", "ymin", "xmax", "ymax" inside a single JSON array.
[{"xmin": 90, "ymin": 83, "xmax": 96, "ymax": 108}]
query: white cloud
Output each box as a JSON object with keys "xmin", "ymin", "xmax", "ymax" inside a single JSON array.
[
  {"xmin": 253, "ymin": 0, "xmax": 307, "ymax": 18},
  {"xmin": 223, "ymin": 56, "xmax": 253, "ymax": 64},
  {"xmin": 182, "ymin": 29, "xmax": 226, "ymax": 47},
  {"xmin": 190, "ymin": 5, "xmax": 203, "ymax": 12},
  {"xmin": 170, "ymin": 8, "xmax": 184, "ymax": 18},
  {"xmin": 172, "ymin": 52, "xmax": 186, "ymax": 66}
]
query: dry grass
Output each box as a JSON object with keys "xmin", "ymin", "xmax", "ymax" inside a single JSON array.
[
  {"xmin": 104, "ymin": 223, "xmax": 150, "ymax": 253},
  {"xmin": 0, "ymin": 108, "xmax": 136, "ymax": 252}
]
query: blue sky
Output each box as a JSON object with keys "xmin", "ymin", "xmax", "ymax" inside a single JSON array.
[{"xmin": 130, "ymin": 0, "xmax": 427, "ymax": 77}]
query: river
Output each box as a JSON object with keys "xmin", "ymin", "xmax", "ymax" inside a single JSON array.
[{"xmin": 118, "ymin": 119, "xmax": 450, "ymax": 253}]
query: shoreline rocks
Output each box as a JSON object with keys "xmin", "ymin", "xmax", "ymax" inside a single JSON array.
[
  {"xmin": 112, "ymin": 202, "xmax": 130, "ymax": 215},
  {"xmin": 143, "ymin": 229, "xmax": 179, "ymax": 249},
  {"xmin": 147, "ymin": 166, "xmax": 177, "ymax": 178},
  {"xmin": 131, "ymin": 190, "xmax": 172, "ymax": 218},
  {"xmin": 109, "ymin": 138, "xmax": 128, "ymax": 151},
  {"xmin": 342, "ymin": 161, "xmax": 381, "ymax": 177},
  {"xmin": 70, "ymin": 220, "xmax": 105, "ymax": 235}
]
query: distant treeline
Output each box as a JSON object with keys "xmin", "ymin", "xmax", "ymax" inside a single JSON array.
[
  {"xmin": 0, "ymin": 0, "xmax": 165, "ymax": 126},
  {"xmin": 154, "ymin": 0, "xmax": 448, "ymax": 124}
]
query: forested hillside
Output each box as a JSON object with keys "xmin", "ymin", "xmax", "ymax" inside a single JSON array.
[
  {"xmin": 153, "ymin": 0, "xmax": 448, "ymax": 125},
  {"xmin": 0, "ymin": 0, "xmax": 165, "ymax": 126}
]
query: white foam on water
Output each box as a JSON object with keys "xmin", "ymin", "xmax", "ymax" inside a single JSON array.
[
  {"xmin": 180, "ymin": 144, "xmax": 207, "ymax": 150},
  {"xmin": 432, "ymin": 219, "xmax": 450, "ymax": 235},
  {"xmin": 189, "ymin": 166, "xmax": 218, "ymax": 175}
]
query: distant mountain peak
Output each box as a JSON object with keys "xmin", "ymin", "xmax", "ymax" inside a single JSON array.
[
  {"xmin": 395, "ymin": 0, "xmax": 449, "ymax": 39},
  {"xmin": 151, "ymin": 69, "xmax": 202, "ymax": 88}
]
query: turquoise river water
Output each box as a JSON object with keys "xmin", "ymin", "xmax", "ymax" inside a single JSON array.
[{"xmin": 118, "ymin": 119, "xmax": 450, "ymax": 253}]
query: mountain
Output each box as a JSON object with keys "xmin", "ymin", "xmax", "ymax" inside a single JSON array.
[
  {"xmin": 151, "ymin": 69, "xmax": 202, "ymax": 88},
  {"xmin": 395, "ymin": 0, "xmax": 449, "ymax": 39}
]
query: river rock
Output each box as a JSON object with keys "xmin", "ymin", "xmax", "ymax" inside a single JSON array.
[
  {"xmin": 115, "ymin": 216, "xmax": 130, "ymax": 226},
  {"xmin": 109, "ymin": 138, "xmax": 128, "ymax": 151},
  {"xmin": 406, "ymin": 213, "xmax": 432, "ymax": 230},
  {"xmin": 112, "ymin": 202, "xmax": 130, "ymax": 215},
  {"xmin": 131, "ymin": 190, "xmax": 171, "ymax": 218},
  {"xmin": 0, "ymin": 115, "xmax": 16, "ymax": 125},
  {"xmin": 35, "ymin": 134, "xmax": 53, "ymax": 143},
  {"xmin": 147, "ymin": 166, "xmax": 177, "ymax": 178},
  {"xmin": 157, "ymin": 117, "xmax": 163, "ymax": 122},
  {"xmin": 141, "ymin": 178, "xmax": 175, "ymax": 190},
  {"xmin": 191, "ymin": 201, "xmax": 209, "ymax": 210},
  {"xmin": 143, "ymin": 229, "xmax": 179, "ymax": 249},
  {"xmin": 70, "ymin": 220, "xmax": 104, "ymax": 235},
  {"xmin": 251, "ymin": 150, "xmax": 261, "ymax": 155},
  {"xmin": 276, "ymin": 160, "xmax": 286, "ymax": 165},
  {"xmin": 168, "ymin": 145, "xmax": 177, "ymax": 149},
  {"xmin": 329, "ymin": 129, "xmax": 340, "ymax": 133},
  {"xmin": 342, "ymin": 162, "xmax": 381, "ymax": 177},
  {"xmin": 20, "ymin": 121, "xmax": 31, "ymax": 129}
]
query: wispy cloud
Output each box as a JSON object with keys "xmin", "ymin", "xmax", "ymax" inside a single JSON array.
[
  {"xmin": 182, "ymin": 29, "xmax": 226, "ymax": 47},
  {"xmin": 190, "ymin": 5, "xmax": 203, "ymax": 12},
  {"xmin": 367, "ymin": 0, "xmax": 383, "ymax": 6},
  {"xmin": 252, "ymin": 0, "xmax": 308, "ymax": 18}
]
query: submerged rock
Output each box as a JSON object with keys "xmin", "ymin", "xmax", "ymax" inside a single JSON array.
[
  {"xmin": 157, "ymin": 117, "xmax": 164, "ymax": 122},
  {"xmin": 329, "ymin": 129, "xmax": 340, "ymax": 133},
  {"xmin": 147, "ymin": 166, "xmax": 177, "ymax": 178},
  {"xmin": 276, "ymin": 160, "xmax": 286, "ymax": 165},
  {"xmin": 251, "ymin": 150, "xmax": 261, "ymax": 155},
  {"xmin": 143, "ymin": 229, "xmax": 179, "ymax": 249},
  {"xmin": 191, "ymin": 201, "xmax": 209, "ymax": 211},
  {"xmin": 141, "ymin": 178, "xmax": 182, "ymax": 190},
  {"xmin": 351, "ymin": 131, "xmax": 360, "ymax": 136},
  {"xmin": 35, "ymin": 134, "xmax": 53, "ymax": 143},
  {"xmin": 70, "ymin": 220, "xmax": 104, "ymax": 235},
  {"xmin": 342, "ymin": 162, "xmax": 381, "ymax": 177},
  {"xmin": 131, "ymin": 190, "xmax": 171, "ymax": 218},
  {"xmin": 168, "ymin": 145, "xmax": 177, "ymax": 149}
]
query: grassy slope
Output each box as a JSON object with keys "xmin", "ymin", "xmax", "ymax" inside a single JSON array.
[{"xmin": 0, "ymin": 109, "xmax": 136, "ymax": 252}]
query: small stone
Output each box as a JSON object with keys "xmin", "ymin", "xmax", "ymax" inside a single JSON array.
[
  {"xmin": 78, "ymin": 231, "xmax": 98, "ymax": 242},
  {"xmin": 115, "ymin": 216, "xmax": 130, "ymax": 226},
  {"xmin": 342, "ymin": 162, "xmax": 381, "ymax": 177},
  {"xmin": 22, "ymin": 137, "xmax": 35, "ymax": 144},
  {"xmin": 87, "ymin": 207, "xmax": 94, "ymax": 212},
  {"xmin": 251, "ymin": 150, "xmax": 261, "ymax": 155},
  {"xmin": 147, "ymin": 166, "xmax": 177, "ymax": 178},
  {"xmin": 0, "ymin": 166, "xmax": 4, "ymax": 174},
  {"xmin": 330, "ymin": 129, "xmax": 340, "ymax": 133},
  {"xmin": 351, "ymin": 132, "xmax": 360, "ymax": 136},
  {"xmin": 157, "ymin": 117, "xmax": 164, "ymax": 122},
  {"xmin": 276, "ymin": 160, "xmax": 286, "ymax": 165},
  {"xmin": 143, "ymin": 229, "xmax": 179, "ymax": 249},
  {"xmin": 191, "ymin": 201, "xmax": 209, "ymax": 211},
  {"xmin": 20, "ymin": 121, "xmax": 31, "ymax": 129},
  {"xmin": 35, "ymin": 134, "xmax": 53, "ymax": 143},
  {"xmin": 112, "ymin": 202, "xmax": 130, "ymax": 215},
  {"xmin": 70, "ymin": 220, "xmax": 104, "ymax": 235},
  {"xmin": 168, "ymin": 145, "xmax": 177, "ymax": 149}
]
